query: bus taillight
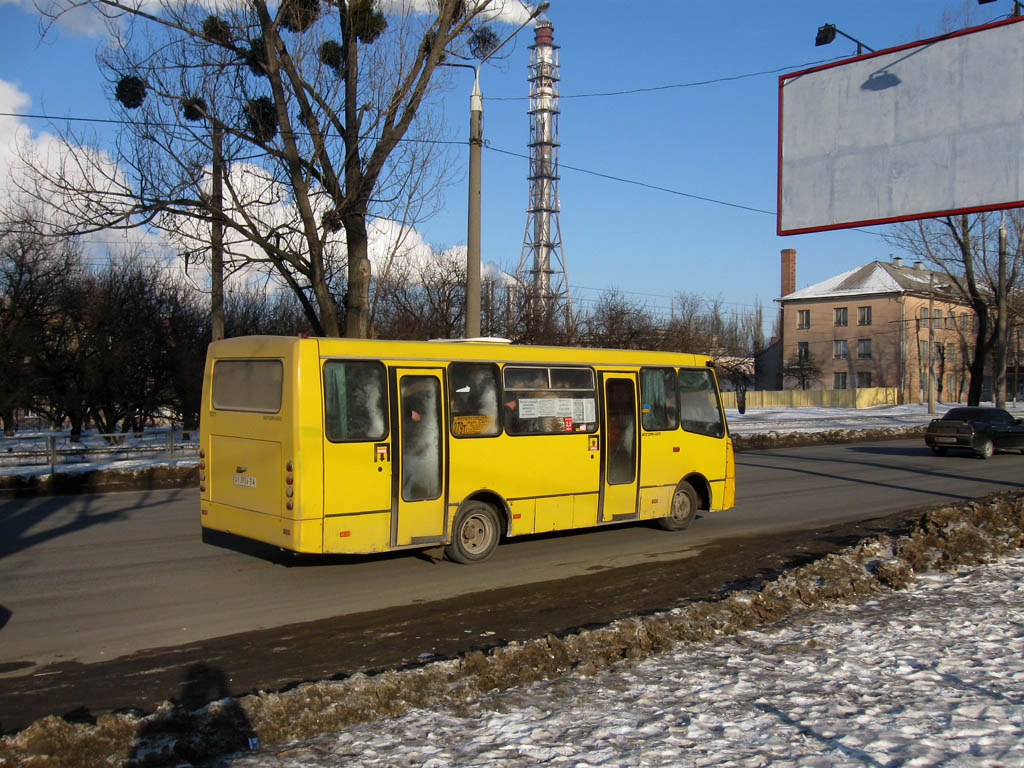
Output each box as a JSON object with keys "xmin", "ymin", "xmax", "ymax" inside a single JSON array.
[{"xmin": 285, "ymin": 460, "xmax": 294, "ymax": 511}]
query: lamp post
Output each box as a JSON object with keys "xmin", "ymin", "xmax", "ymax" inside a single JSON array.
[
  {"xmin": 815, "ymin": 23, "xmax": 874, "ymax": 55},
  {"xmin": 465, "ymin": 2, "xmax": 549, "ymax": 338}
]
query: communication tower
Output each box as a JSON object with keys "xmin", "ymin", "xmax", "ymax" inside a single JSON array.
[{"xmin": 517, "ymin": 20, "xmax": 570, "ymax": 321}]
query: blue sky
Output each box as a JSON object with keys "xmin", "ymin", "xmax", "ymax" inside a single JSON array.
[{"xmin": 0, "ymin": 0, "xmax": 1005, "ymax": 331}]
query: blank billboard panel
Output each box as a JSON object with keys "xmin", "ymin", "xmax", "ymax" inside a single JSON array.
[{"xmin": 778, "ymin": 18, "xmax": 1024, "ymax": 235}]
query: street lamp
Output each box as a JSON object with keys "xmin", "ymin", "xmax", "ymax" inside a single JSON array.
[
  {"xmin": 465, "ymin": 1, "xmax": 549, "ymax": 338},
  {"xmin": 815, "ymin": 23, "xmax": 875, "ymax": 56}
]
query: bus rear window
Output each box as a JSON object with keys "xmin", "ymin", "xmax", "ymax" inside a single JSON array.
[{"xmin": 211, "ymin": 359, "xmax": 283, "ymax": 413}]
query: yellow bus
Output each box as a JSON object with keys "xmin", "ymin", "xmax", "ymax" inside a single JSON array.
[{"xmin": 199, "ymin": 336, "xmax": 735, "ymax": 563}]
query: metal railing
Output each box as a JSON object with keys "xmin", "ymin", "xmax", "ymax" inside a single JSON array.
[{"xmin": 0, "ymin": 430, "xmax": 199, "ymax": 472}]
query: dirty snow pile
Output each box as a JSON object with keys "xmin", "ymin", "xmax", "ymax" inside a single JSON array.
[{"xmin": 225, "ymin": 554, "xmax": 1024, "ymax": 767}]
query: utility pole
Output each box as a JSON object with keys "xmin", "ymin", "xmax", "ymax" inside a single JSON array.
[
  {"xmin": 995, "ymin": 211, "xmax": 1008, "ymax": 408},
  {"xmin": 211, "ymin": 123, "xmax": 225, "ymax": 342},
  {"xmin": 928, "ymin": 273, "xmax": 936, "ymax": 413}
]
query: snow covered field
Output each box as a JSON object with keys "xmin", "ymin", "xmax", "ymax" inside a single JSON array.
[{"xmin": 225, "ymin": 553, "xmax": 1024, "ymax": 768}]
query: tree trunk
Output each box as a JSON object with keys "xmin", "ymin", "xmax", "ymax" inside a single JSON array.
[{"xmin": 344, "ymin": 214, "xmax": 372, "ymax": 338}]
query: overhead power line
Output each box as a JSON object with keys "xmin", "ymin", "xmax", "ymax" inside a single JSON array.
[{"xmin": 486, "ymin": 56, "xmax": 850, "ymax": 101}]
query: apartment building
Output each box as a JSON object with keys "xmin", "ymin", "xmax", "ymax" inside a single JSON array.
[{"xmin": 776, "ymin": 250, "xmax": 975, "ymax": 402}]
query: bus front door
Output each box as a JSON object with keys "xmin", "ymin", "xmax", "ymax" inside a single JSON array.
[
  {"xmin": 394, "ymin": 369, "xmax": 447, "ymax": 547},
  {"xmin": 601, "ymin": 374, "xmax": 639, "ymax": 522}
]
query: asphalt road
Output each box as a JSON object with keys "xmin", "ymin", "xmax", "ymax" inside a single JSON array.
[{"xmin": 0, "ymin": 437, "xmax": 1021, "ymax": 730}]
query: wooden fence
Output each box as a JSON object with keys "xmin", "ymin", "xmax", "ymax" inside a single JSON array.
[{"xmin": 719, "ymin": 387, "xmax": 899, "ymax": 410}]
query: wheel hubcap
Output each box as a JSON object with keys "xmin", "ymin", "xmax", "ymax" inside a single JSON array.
[
  {"xmin": 462, "ymin": 514, "xmax": 490, "ymax": 552},
  {"xmin": 673, "ymin": 490, "xmax": 692, "ymax": 521}
]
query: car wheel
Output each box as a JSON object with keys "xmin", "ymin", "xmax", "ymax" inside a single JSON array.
[
  {"xmin": 445, "ymin": 501, "xmax": 501, "ymax": 564},
  {"xmin": 930, "ymin": 445, "xmax": 947, "ymax": 456},
  {"xmin": 658, "ymin": 481, "xmax": 698, "ymax": 531},
  {"xmin": 976, "ymin": 438, "xmax": 994, "ymax": 460}
]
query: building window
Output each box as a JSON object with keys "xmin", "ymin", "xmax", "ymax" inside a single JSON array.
[
  {"xmin": 797, "ymin": 309, "xmax": 810, "ymax": 329},
  {"xmin": 932, "ymin": 308, "xmax": 943, "ymax": 329},
  {"xmin": 833, "ymin": 339, "xmax": 848, "ymax": 360},
  {"xmin": 797, "ymin": 341, "xmax": 809, "ymax": 361},
  {"xmin": 960, "ymin": 313, "xmax": 969, "ymax": 331},
  {"xmin": 919, "ymin": 340, "xmax": 929, "ymax": 360},
  {"xmin": 834, "ymin": 307, "xmax": 848, "ymax": 327},
  {"xmin": 858, "ymin": 306, "xmax": 872, "ymax": 326},
  {"xmin": 945, "ymin": 343, "xmax": 955, "ymax": 365},
  {"xmin": 856, "ymin": 371, "xmax": 872, "ymax": 388},
  {"xmin": 857, "ymin": 338, "xmax": 872, "ymax": 359},
  {"xmin": 834, "ymin": 372, "xmax": 848, "ymax": 390}
]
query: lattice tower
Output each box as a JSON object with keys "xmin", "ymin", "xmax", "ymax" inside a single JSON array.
[{"xmin": 516, "ymin": 20, "xmax": 570, "ymax": 320}]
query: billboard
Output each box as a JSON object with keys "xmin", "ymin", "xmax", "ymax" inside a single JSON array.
[{"xmin": 778, "ymin": 17, "xmax": 1024, "ymax": 235}]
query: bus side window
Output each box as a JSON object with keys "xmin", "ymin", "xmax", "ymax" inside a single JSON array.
[
  {"xmin": 449, "ymin": 363, "xmax": 500, "ymax": 437},
  {"xmin": 323, "ymin": 360, "xmax": 388, "ymax": 442},
  {"xmin": 640, "ymin": 367, "xmax": 678, "ymax": 431},
  {"xmin": 677, "ymin": 368, "xmax": 725, "ymax": 438},
  {"xmin": 503, "ymin": 366, "xmax": 597, "ymax": 435}
]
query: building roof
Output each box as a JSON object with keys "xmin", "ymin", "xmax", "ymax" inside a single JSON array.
[{"xmin": 778, "ymin": 260, "xmax": 954, "ymax": 302}]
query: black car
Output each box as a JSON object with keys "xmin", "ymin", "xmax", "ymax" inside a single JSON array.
[{"xmin": 924, "ymin": 406, "xmax": 1024, "ymax": 459}]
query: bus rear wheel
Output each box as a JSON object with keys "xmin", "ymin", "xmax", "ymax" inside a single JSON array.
[
  {"xmin": 658, "ymin": 481, "xmax": 698, "ymax": 531},
  {"xmin": 445, "ymin": 502, "xmax": 500, "ymax": 564}
]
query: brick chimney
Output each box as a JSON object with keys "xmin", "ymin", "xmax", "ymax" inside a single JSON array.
[{"xmin": 781, "ymin": 249, "xmax": 796, "ymax": 297}]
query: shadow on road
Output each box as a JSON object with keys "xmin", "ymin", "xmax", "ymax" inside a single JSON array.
[
  {"xmin": 127, "ymin": 663, "xmax": 257, "ymax": 767},
  {"xmin": 0, "ymin": 489, "xmax": 188, "ymax": 560}
]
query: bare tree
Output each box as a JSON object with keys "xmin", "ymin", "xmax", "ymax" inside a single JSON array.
[
  {"xmin": 782, "ymin": 350, "xmax": 823, "ymax": 391},
  {"xmin": 0, "ymin": 212, "xmax": 82, "ymax": 434},
  {"xmin": 888, "ymin": 212, "xmax": 1024, "ymax": 406},
  {"xmin": 15, "ymin": 0, "xmax": 524, "ymax": 338}
]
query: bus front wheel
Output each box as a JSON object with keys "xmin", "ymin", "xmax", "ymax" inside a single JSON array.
[
  {"xmin": 658, "ymin": 481, "xmax": 698, "ymax": 531},
  {"xmin": 445, "ymin": 502, "xmax": 500, "ymax": 564}
]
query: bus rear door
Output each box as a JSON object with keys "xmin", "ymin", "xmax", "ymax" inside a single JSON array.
[{"xmin": 394, "ymin": 369, "xmax": 447, "ymax": 547}]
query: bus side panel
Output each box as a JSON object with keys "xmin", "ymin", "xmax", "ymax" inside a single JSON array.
[
  {"xmin": 572, "ymin": 493, "xmax": 599, "ymax": 528},
  {"xmin": 507, "ymin": 498, "xmax": 536, "ymax": 536},
  {"xmin": 678, "ymin": 431, "xmax": 729, "ymax": 510},
  {"xmin": 449, "ymin": 433, "xmax": 597, "ymax": 536},
  {"xmin": 536, "ymin": 496, "xmax": 574, "ymax": 532},
  {"xmin": 638, "ymin": 429, "xmax": 682, "ymax": 520},
  {"xmin": 324, "ymin": 512, "xmax": 391, "ymax": 554}
]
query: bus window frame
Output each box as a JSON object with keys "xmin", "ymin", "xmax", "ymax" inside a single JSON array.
[
  {"xmin": 211, "ymin": 358, "xmax": 284, "ymax": 414},
  {"xmin": 502, "ymin": 364, "xmax": 598, "ymax": 436},
  {"xmin": 322, "ymin": 359, "xmax": 390, "ymax": 444}
]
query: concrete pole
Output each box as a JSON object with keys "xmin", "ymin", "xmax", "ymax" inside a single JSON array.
[
  {"xmin": 211, "ymin": 124, "xmax": 225, "ymax": 342},
  {"xmin": 928, "ymin": 273, "xmax": 936, "ymax": 414},
  {"xmin": 465, "ymin": 75, "xmax": 483, "ymax": 339}
]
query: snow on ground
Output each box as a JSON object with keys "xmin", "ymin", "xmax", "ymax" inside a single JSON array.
[
  {"xmin": 726, "ymin": 400, "xmax": 1024, "ymax": 436},
  {"xmin": 226, "ymin": 553, "xmax": 1024, "ymax": 768}
]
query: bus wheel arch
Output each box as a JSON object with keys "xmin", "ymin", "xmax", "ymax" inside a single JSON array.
[{"xmin": 445, "ymin": 498, "xmax": 503, "ymax": 564}]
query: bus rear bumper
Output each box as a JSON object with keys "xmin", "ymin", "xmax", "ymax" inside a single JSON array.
[{"xmin": 200, "ymin": 501, "xmax": 324, "ymax": 553}]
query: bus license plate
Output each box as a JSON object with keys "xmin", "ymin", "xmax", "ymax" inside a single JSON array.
[{"xmin": 233, "ymin": 473, "xmax": 257, "ymax": 488}]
